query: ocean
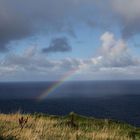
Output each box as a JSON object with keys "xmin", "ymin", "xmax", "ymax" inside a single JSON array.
[{"xmin": 0, "ymin": 81, "xmax": 140, "ymax": 126}]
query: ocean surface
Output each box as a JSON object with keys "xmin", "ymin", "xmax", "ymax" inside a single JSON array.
[{"xmin": 0, "ymin": 81, "xmax": 140, "ymax": 126}]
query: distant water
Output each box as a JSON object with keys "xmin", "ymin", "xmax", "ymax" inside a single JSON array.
[{"xmin": 0, "ymin": 81, "xmax": 140, "ymax": 126}]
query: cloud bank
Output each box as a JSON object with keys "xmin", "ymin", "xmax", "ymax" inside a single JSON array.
[
  {"xmin": 0, "ymin": 0, "xmax": 140, "ymax": 51},
  {"xmin": 0, "ymin": 32, "xmax": 139, "ymax": 81},
  {"xmin": 0, "ymin": 0, "xmax": 140, "ymax": 80}
]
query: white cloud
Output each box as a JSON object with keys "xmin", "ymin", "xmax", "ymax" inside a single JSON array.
[
  {"xmin": 97, "ymin": 32, "xmax": 138, "ymax": 67},
  {"xmin": 75, "ymin": 32, "xmax": 140, "ymax": 79}
]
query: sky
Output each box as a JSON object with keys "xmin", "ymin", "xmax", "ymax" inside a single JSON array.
[{"xmin": 0, "ymin": 0, "xmax": 140, "ymax": 81}]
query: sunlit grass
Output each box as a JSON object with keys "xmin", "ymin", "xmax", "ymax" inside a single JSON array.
[{"xmin": 0, "ymin": 112, "xmax": 139, "ymax": 140}]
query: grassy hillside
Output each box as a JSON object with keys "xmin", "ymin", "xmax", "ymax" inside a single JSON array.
[{"xmin": 0, "ymin": 112, "xmax": 139, "ymax": 140}]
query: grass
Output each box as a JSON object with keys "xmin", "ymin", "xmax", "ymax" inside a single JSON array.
[{"xmin": 0, "ymin": 112, "xmax": 139, "ymax": 140}]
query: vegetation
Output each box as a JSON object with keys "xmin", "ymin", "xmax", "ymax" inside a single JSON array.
[{"xmin": 0, "ymin": 112, "xmax": 139, "ymax": 140}]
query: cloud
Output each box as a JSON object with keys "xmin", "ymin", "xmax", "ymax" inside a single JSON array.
[
  {"xmin": 0, "ymin": 0, "xmax": 100, "ymax": 51},
  {"xmin": 110, "ymin": 0, "xmax": 140, "ymax": 38},
  {"xmin": 1, "ymin": 0, "xmax": 140, "ymax": 52},
  {"xmin": 0, "ymin": 32, "xmax": 139, "ymax": 81},
  {"xmin": 93, "ymin": 32, "xmax": 138, "ymax": 68},
  {"xmin": 0, "ymin": 0, "xmax": 79, "ymax": 51},
  {"xmin": 0, "ymin": 0, "xmax": 35, "ymax": 51},
  {"xmin": 75, "ymin": 32, "xmax": 140, "ymax": 78},
  {"xmin": 111, "ymin": 0, "xmax": 140, "ymax": 22},
  {"xmin": 42, "ymin": 37, "xmax": 72, "ymax": 53},
  {"xmin": 87, "ymin": 0, "xmax": 140, "ymax": 39}
]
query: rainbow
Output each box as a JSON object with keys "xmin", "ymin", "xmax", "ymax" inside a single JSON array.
[{"xmin": 37, "ymin": 68, "xmax": 78, "ymax": 101}]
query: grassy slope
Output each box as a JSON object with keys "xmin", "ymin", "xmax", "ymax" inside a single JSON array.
[{"xmin": 0, "ymin": 112, "xmax": 139, "ymax": 140}]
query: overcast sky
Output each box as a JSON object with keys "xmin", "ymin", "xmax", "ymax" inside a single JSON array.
[{"xmin": 0, "ymin": 0, "xmax": 140, "ymax": 81}]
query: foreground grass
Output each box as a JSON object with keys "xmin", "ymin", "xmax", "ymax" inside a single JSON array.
[{"xmin": 0, "ymin": 112, "xmax": 139, "ymax": 140}]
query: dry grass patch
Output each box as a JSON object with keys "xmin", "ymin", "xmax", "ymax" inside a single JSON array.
[{"xmin": 0, "ymin": 112, "xmax": 139, "ymax": 140}]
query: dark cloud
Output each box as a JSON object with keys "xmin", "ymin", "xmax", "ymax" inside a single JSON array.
[
  {"xmin": 110, "ymin": 0, "xmax": 140, "ymax": 39},
  {"xmin": 0, "ymin": 20, "xmax": 33, "ymax": 51},
  {"xmin": 121, "ymin": 19, "xmax": 140, "ymax": 39},
  {"xmin": 0, "ymin": 0, "xmax": 140, "ymax": 52},
  {"xmin": 87, "ymin": 0, "xmax": 140, "ymax": 39},
  {"xmin": 0, "ymin": 0, "xmax": 80, "ymax": 51},
  {"xmin": 0, "ymin": 0, "xmax": 115, "ymax": 51},
  {"xmin": 0, "ymin": 0, "xmax": 37, "ymax": 51},
  {"xmin": 42, "ymin": 37, "xmax": 72, "ymax": 53}
]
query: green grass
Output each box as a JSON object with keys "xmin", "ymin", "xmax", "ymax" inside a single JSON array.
[{"xmin": 0, "ymin": 112, "xmax": 139, "ymax": 140}]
